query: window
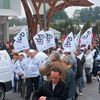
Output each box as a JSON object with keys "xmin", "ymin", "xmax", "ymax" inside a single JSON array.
[{"xmin": 0, "ymin": 0, "xmax": 10, "ymax": 9}]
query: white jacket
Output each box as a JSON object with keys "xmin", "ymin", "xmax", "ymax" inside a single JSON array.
[{"xmin": 84, "ymin": 53, "xmax": 94, "ymax": 73}]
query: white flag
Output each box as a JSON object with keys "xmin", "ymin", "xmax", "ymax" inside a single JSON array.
[
  {"xmin": 45, "ymin": 30, "xmax": 56, "ymax": 49},
  {"xmin": 80, "ymin": 27, "xmax": 92, "ymax": 48},
  {"xmin": 33, "ymin": 30, "xmax": 56, "ymax": 51},
  {"xmin": 63, "ymin": 32, "xmax": 76, "ymax": 52},
  {"xmin": 13, "ymin": 28, "xmax": 30, "ymax": 52},
  {"xmin": 33, "ymin": 31, "xmax": 47, "ymax": 52},
  {"xmin": 75, "ymin": 31, "xmax": 81, "ymax": 47}
]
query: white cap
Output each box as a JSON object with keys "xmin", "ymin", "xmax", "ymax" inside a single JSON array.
[
  {"xmin": 19, "ymin": 52, "xmax": 25, "ymax": 56},
  {"xmin": 57, "ymin": 48, "xmax": 62, "ymax": 51},
  {"xmin": 80, "ymin": 47, "xmax": 85, "ymax": 51},
  {"xmin": 29, "ymin": 49, "xmax": 36, "ymax": 53},
  {"xmin": 63, "ymin": 49, "xmax": 70, "ymax": 53}
]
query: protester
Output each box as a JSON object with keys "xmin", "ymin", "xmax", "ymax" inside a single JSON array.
[
  {"xmin": 2, "ymin": 41, "xmax": 13, "ymax": 58},
  {"xmin": 89, "ymin": 44, "xmax": 98, "ymax": 78},
  {"xmin": 84, "ymin": 49, "xmax": 94, "ymax": 83},
  {"xmin": 15, "ymin": 52, "xmax": 26, "ymax": 96},
  {"xmin": 39, "ymin": 52, "xmax": 61, "ymax": 77},
  {"xmin": 75, "ymin": 50, "xmax": 83, "ymax": 96},
  {"xmin": 63, "ymin": 49, "xmax": 77, "ymax": 78},
  {"xmin": 61, "ymin": 55, "xmax": 76, "ymax": 100},
  {"xmin": 24, "ymin": 49, "xmax": 41, "ymax": 100},
  {"xmin": 34, "ymin": 67, "xmax": 69, "ymax": 100},
  {"xmin": 11, "ymin": 52, "xmax": 19, "ymax": 92}
]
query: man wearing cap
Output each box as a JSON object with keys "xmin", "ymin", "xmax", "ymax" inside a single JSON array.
[
  {"xmin": 11, "ymin": 52, "xmax": 19, "ymax": 92},
  {"xmin": 15, "ymin": 52, "xmax": 26, "ymax": 96},
  {"xmin": 24, "ymin": 49, "xmax": 41, "ymax": 100},
  {"xmin": 63, "ymin": 49, "xmax": 77, "ymax": 77},
  {"xmin": 63, "ymin": 49, "xmax": 77, "ymax": 100}
]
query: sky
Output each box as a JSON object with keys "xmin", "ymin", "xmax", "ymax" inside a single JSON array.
[{"xmin": 21, "ymin": 0, "xmax": 100, "ymax": 18}]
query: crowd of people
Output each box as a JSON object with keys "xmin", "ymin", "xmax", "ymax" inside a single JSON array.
[{"xmin": 0, "ymin": 37, "xmax": 100, "ymax": 100}]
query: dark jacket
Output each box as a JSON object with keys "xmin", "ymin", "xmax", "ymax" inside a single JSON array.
[
  {"xmin": 34, "ymin": 80, "xmax": 69, "ymax": 100},
  {"xmin": 65, "ymin": 67, "xmax": 75, "ymax": 98},
  {"xmin": 75, "ymin": 57, "xmax": 83, "ymax": 79}
]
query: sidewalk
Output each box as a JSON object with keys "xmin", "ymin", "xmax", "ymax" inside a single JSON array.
[{"xmin": 78, "ymin": 79, "xmax": 100, "ymax": 100}]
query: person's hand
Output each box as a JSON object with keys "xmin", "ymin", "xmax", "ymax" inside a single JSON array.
[
  {"xmin": 21, "ymin": 75, "xmax": 26, "ymax": 79},
  {"xmin": 97, "ymin": 71, "xmax": 100, "ymax": 75},
  {"xmin": 38, "ymin": 96, "xmax": 46, "ymax": 100},
  {"xmin": 17, "ymin": 72, "xmax": 24, "ymax": 76}
]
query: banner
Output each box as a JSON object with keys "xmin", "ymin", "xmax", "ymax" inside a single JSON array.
[
  {"xmin": 75, "ymin": 31, "xmax": 81, "ymax": 47},
  {"xmin": 13, "ymin": 28, "xmax": 30, "ymax": 52},
  {"xmin": 62, "ymin": 32, "xmax": 76, "ymax": 52},
  {"xmin": 33, "ymin": 30, "xmax": 56, "ymax": 52},
  {"xmin": 45, "ymin": 30, "xmax": 56, "ymax": 49},
  {"xmin": 80, "ymin": 27, "xmax": 92, "ymax": 48},
  {"xmin": 33, "ymin": 31, "xmax": 47, "ymax": 51}
]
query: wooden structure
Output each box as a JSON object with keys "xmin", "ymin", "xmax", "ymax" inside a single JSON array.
[{"xmin": 21, "ymin": 0, "xmax": 93, "ymax": 40}]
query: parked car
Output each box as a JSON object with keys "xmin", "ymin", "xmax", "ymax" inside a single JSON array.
[{"xmin": 95, "ymin": 53, "xmax": 100, "ymax": 74}]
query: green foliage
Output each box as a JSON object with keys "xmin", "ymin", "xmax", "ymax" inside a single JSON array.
[
  {"xmin": 9, "ymin": 17, "xmax": 27, "ymax": 27},
  {"xmin": 93, "ymin": 21, "xmax": 100, "ymax": 36},
  {"xmin": 73, "ymin": 6, "xmax": 100, "ymax": 23},
  {"xmin": 50, "ymin": 18, "xmax": 80, "ymax": 36},
  {"xmin": 82, "ymin": 21, "xmax": 91, "ymax": 34},
  {"xmin": 81, "ymin": 21, "xmax": 100, "ymax": 36},
  {"xmin": 51, "ymin": 10, "xmax": 68, "ymax": 23}
]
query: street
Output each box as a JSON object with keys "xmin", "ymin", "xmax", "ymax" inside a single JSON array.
[
  {"xmin": 78, "ymin": 79, "xmax": 100, "ymax": 100},
  {"xmin": 5, "ymin": 79, "xmax": 100, "ymax": 100}
]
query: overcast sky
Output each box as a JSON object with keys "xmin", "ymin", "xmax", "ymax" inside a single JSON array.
[
  {"xmin": 64, "ymin": 0, "xmax": 100, "ymax": 17},
  {"xmin": 21, "ymin": 0, "xmax": 100, "ymax": 18}
]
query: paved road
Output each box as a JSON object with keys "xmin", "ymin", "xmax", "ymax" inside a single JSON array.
[
  {"xmin": 78, "ymin": 79, "xmax": 100, "ymax": 100},
  {"xmin": 5, "ymin": 79, "xmax": 100, "ymax": 100},
  {"xmin": 5, "ymin": 91, "xmax": 23, "ymax": 100}
]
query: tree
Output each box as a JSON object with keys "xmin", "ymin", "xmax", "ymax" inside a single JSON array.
[
  {"xmin": 93, "ymin": 21, "xmax": 100, "ymax": 36},
  {"xmin": 51, "ymin": 10, "xmax": 68, "ymax": 23},
  {"xmin": 73, "ymin": 6, "xmax": 100, "ymax": 23},
  {"xmin": 73, "ymin": 9, "xmax": 80, "ymax": 21},
  {"xmin": 50, "ymin": 18, "xmax": 80, "ymax": 36},
  {"xmin": 9, "ymin": 17, "xmax": 27, "ymax": 27},
  {"xmin": 21, "ymin": 0, "xmax": 93, "ymax": 40},
  {"xmin": 82, "ymin": 21, "xmax": 91, "ymax": 34},
  {"xmin": 80, "ymin": 8, "xmax": 89, "ymax": 22},
  {"xmin": 9, "ymin": 17, "xmax": 21, "ymax": 26},
  {"xmin": 94, "ymin": 7, "xmax": 100, "ymax": 21}
]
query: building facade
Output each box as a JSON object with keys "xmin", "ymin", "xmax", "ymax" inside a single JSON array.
[{"xmin": 0, "ymin": 0, "xmax": 21, "ymax": 43}]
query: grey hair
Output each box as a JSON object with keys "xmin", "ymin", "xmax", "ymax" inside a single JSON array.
[
  {"xmin": 50, "ymin": 52, "xmax": 61, "ymax": 61},
  {"xmin": 65, "ymin": 55, "xmax": 72, "ymax": 65},
  {"xmin": 60, "ymin": 54, "xmax": 66, "ymax": 62}
]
